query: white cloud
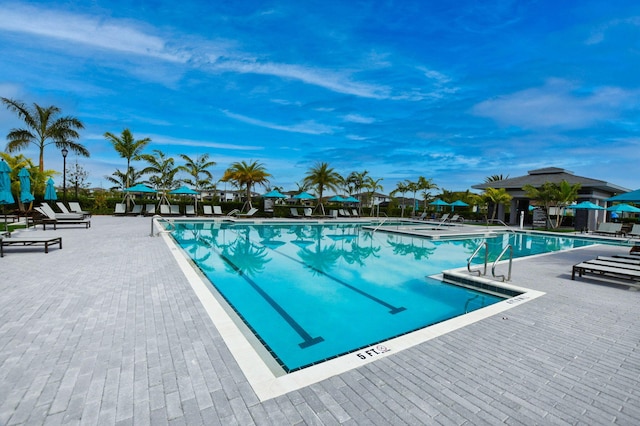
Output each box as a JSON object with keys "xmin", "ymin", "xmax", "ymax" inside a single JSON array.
[
  {"xmin": 586, "ymin": 16, "xmax": 640, "ymax": 45},
  {"xmin": 0, "ymin": 4, "xmax": 187, "ymax": 62},
  {"xmin": 146, "ymin": 134, "xmax": 263, "ymax": 151},
  {"xmin": 221, "ymin": 110, "xmax": 338, "ymax": 135},
  {"xmin": 342, "ymin": 114, "xmax": 375, "ymax": 124},
  {"xmin": 471, "ymin": 79, "xmax": 636, "ymax": 129}
]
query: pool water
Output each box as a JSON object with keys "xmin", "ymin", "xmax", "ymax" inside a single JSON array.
[{"xmin": 170, "ymin": 222, "xmax": 597, "ymax": 372}]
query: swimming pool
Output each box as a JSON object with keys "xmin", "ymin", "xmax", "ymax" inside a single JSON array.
[{"xmin": 169, "ymin": 221, "xmax": 600, "ymax": 372}]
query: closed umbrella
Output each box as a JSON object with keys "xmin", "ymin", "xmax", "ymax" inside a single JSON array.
[
  {"xmin": 0, "ymin": 160, "xmax": 15, "ymax": 231},
  {"xmin": 18, "ymin": 168, "xmax": 35, "ymax": 204},
  {"xmin": 44, "ymin": 178, "xmax": 57, "ymax": 201}
]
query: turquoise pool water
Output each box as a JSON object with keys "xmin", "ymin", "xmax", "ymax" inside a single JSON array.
[{"xmin": 169, "ymin": 222, "xmax": 598, "ymax": 372}]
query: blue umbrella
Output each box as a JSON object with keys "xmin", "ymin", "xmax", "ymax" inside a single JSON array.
[
  {"xmin": 343, "ymin": 196, "xmax": 359, "ymax": 203},
  {"xmin": 18, "ymin": 168, "xmax": 35, "ymax": 203},
  {"xmin": 0, "ymin": 160, "xmax": 14, "ymax": 206},
  {"xmin": 607, "ymin": 189, "xmax": 640, "ymax": 202},
  {"xmin": 566, "ymin": 201, "xmax": 604, "ymax": 210},
  {"xmin": 0, "ymin": 160, "xmax": 15, "ymax": 231},
  {"xmin": 449, "ymin": 199, "xmax": 469, "ymax": 211},
  {"xmin": 44, "ymin": 178, "xmax": 57, "ymax": 201},
  {"xmin": 293, "ymin": 191, "xmax": 316, "ymax": 200},
  {"xmin": 606, "ymin": 203, "xmax": 640, "ymax": 213},
  {"xmin": 263, "ymin": 189, "xmax": 287, "ymax": 199},
  {"xmin": 429, "ymin": 199, "xmax": 450, "ymax": 206},
  {"xmin": 169, "ymin": 185, "xmax": 199, "ymax": 195},
  {"xmin": 327, "ymin": 195, "xmax": 345, "ymax": 202},
  {"xmin": 124, "ymin": 183, "xmax": 157, "ymax": 193}
]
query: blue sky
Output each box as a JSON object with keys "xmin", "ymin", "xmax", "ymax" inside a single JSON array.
[{"xmin": 1, "ymin": 0, "xmax": 639, "ymax": 194}]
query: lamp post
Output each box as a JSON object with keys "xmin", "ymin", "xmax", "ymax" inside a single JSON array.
[{"xmin": 61, "ymin": 147, "xmax": 68, "ymax": 202}]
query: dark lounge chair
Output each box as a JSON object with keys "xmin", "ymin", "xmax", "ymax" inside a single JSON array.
[{"xmin": 1, "ymin": 235, "xmax": 62, "ymax": 257}]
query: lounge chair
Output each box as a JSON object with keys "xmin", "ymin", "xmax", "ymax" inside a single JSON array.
[
  {"xmin": 68, "ymin": 202, "xmax": 91, "ymax": 217},
  {"xmin": 170, "ymin": 205, "xmax": 180, "ymax": 216},
  {"xmin": 40, "ymin": 203, "xmax": 84, "ymax": 220},
  {"xmin": 203, "ymin": 205, "xmax": 213, "ymax": 216},
  {"xmin": 227, "ymin": 209, "xmax": 240, "ymax": 216},
  {"xmin": 303, "ymin": 208, "xmax": 313, "ymax": 218},
  {"xmin": 339, "ymin": 209, "xmax": 350, "ymax": 217},
  {"xmin": 185, "ymin": 205, "xmax": 196, "ymax": 216},
  {"xmin": 1, "ymin": 235, "xmax": 62, "ymax": 257},
  {"xmin": 35, "ymin": 206, "xmax": 91, "ymax": 230},
  {"xmin": 351, "ymin": 209, "xmax": 359, "ymax": 217},
  {"xmin": 627, "ymin": 224, "xmax": 640, "ymax": 238},
  {"xmin": 438, "ymin": 213, "xmax": 450, "ymax": 223},
  {"xmin": 159, "ymin": 205, "xmax": 171, "ymax": 216},
  {"xmin": 213, "ymin": 206, "xmax": 223, "ymax": 216},
  {"xmin": 593, "ymin": 222, "xmax": 623, "ymax": 236},
  {"xmin": 235, "ymin": 208, "xmax": 258, "ymax": 218},
  {"xmin": 572, "ymin": 258, "xmax": 640, "ymax": 288},
  {"xmin": 114, "ymin": 203, "xmax": 126, "ymax": 216},
  {"xmin": 412, "ymin": 212, "xmax": 427, "ymax": 220},
  {"xmin": 128, "ymin": 204, "xmax": 143, "ymax": 216},
  {"xmin": 290, "ymin": 208, "xmax": 302, "ymax": 218},
  {"xmin": 56, "ymin": 202, "xmax": 72, "ymax": 214},
  {"xmin": 330, "ymin": 210, "xmax": 339, "ymax": 218},
  {"xmin": 144, "ymin": 204, "xmax": 156, "ymax": 216}
]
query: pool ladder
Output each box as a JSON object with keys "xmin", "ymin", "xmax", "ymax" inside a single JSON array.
[{"xmin": 467, "ymin": 241, "xmax": 514, "ymax": 282}]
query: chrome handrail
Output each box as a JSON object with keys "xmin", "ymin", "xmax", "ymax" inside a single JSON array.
[
  {"xmin": 467, "ymin": 242, "xmax": 488, "ymax": 276},
  {"xmin": 486, "ymin": 219, "xmax": 516, "ymax": 233},
  {"xmin": 492, "ymin": 244, "xmax": 513, "ymax": 282}
]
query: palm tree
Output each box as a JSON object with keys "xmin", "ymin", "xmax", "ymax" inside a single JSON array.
[
  {"xmin": 104, "ymin": 129, "xmax": 151, "ymax": 189},
  {"xmin": 405, "ymin": 179, "xmax": 419, "ymax": 215},
  {"xmin": 105, "ymin": 167, "xmax": 145, "ymax": 191},
  {"xmin": 220, "ymin": 160, "xmax": 271, "ymax": 211},
  {"xmin": 178, "ymin": 154, "xmax": 216, "ymax": 192},
  {"xmin": 303, "ymin": 162, "xmax": 342, "ymax": 215},
  {"xmin": 482, "ymin": 187, "xmax": 512, "ymax": 221},
  {"xmin": 417, "ymin": 176, "xmax": 438, "ymax": 211},
  {"xmin": 523, "ymin": 180, "xmax": 580, "ymax": 229},
  {"xmin": 2, "ymin": 97, "xmax": 88, "ymax": 172},
  {"xmin": 484, "ymin": 174, "xmax": 509, "ymax": 183},
  {"xmin": 363, "ymin": 176, "xmax": 384, "ymax": 216},
  {"xmin": 345, "ymin": 170, "xmax": 368, "ymax": 213},
  {"xmin": 140, "ymin": 150, "xmax": 179, "ymax": 199},
  {"xmin": 390, "ymin": 181, "xmax": 409, "ymax": 217}
]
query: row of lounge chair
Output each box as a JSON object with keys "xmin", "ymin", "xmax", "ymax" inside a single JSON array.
[
  {"xmin": 572, "ymin": 252, "xmax": 640, "ymax": 289},
  {"xmin": 113, "ymin": 203, "xmax": 259, "ymax": 217},
  {"xmin": 592, "ymin": 222, "xmax": 640, "ymax": 238},
  {"xmin": 35, "ymin": 203, "xmax": 91, "ymax": 230}
]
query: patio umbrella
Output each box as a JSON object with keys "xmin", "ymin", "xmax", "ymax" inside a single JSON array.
[
  {"xmin": 170, "ymin": 185, "xmax": 200, "ymax": 211},
  {"xmin": 429, "ymin": 199, "xmax": 450, "ymax": 206},
  {"xmin": 343, "ymin": 196, "xmax": 359, "ymax": 203},
  {"xmin": 262, "ymin": 189, "xmax": 287, "ymax": 199},
  {"xmin": 566, "ymin": 201, "xmax": 604, "ymax": 210},
  {"xmin": 606, "ymin": 203, "xmax": 640, "ymax": 213},
  {"xmin": 0, "ymin": 160, "xmax": 15, "ymax": 231},
  {"xmin": 124, "ymin": 183, "xmax": 157, "ymax": 193},
  {"xmin": 44, "ymin": 178, "xmax": 57, "ymax": 201},
  {"xmin": 607, "ymin": 189, "xmax": 640, "ymax": 202},
  {"xmin": 449, "ymin": 199, "xmax": 469, "ymax": 211},
  {"xmin": 327, "ymin": 195, "xmax": 345, "ymax": 202},
  {"xmin": 293, "ymin": 191, "xmax": 316, "ymax": 200},
  {"xmin": 18, "ymin": 168, "xmax": 35, "ymax": 203}
]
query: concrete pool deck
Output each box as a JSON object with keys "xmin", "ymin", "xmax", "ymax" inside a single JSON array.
[{"xmin": 1, "ymin": 215, "xmax": 640, "ymax": 424}]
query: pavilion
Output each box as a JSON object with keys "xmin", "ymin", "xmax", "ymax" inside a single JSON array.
[{"xmin": 472, "ymin": 167, "xmax": 629, "ymax": 230}]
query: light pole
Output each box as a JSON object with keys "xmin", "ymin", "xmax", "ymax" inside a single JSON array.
[{"xmin": 61, "ymin": 147, "xmax": 68, "ymax": 202}]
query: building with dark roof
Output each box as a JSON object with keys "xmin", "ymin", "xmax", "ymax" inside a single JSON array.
[{"xmin": 472, "ymin": 167, "xmax": 629, "ymax": 229}]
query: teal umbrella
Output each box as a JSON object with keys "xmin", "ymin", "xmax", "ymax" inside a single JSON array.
[
  {"xmin": 44, "ymin": 178, "xmax": 57, "ymax": 201},
  {"xmin": 124, "ymin": 183, "xmax": 157, "ymax": 193},
  {"xmin": 327, "ymin": 195, "xmax": 345, "ymax": 202},
  {"xmin": 429, "ymin": 199, "xmax": 450, "ymax": 206},
  {"xmin": 567, "ymin": 201, "xmax": 604, "ymax": 210},
  {"xmin": 169, "ymin": 185, "xmax": 199, "ymax": 195},
  {"xmin": 607, "ymin": 189, "xmax": 640, "ymax": 202},
  {"xmin": 18, "ymin": 168, "xmax": 35, "ymax": 203},
  {"xmin": 263, "ymin": 189, "xmax": 287, "ymax": 199},
  {"xmin": 0, "ymin": 160, "xmax": 15, "ymax": 231},
  {"xmin": 449, "ymin": 199, "xmax": 469, "ymax": 211},
  {"xmin": 343, "ymin": 196, "xmax": 359, "ymax": 203},
  {"xmin": 293, "ymin": 191, "xmax": 316, "ymax": 200},
  {"xmin": 606, "ymin": 203, "xmax": 640, "ymax": 213}
]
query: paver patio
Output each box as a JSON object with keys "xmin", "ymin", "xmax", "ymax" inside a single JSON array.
[{"xmin": 1, "ymin": 215, "xmax": 639, "ymax": 425}]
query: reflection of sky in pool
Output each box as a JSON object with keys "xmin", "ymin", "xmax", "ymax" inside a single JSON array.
[{"xmin": 170, "ymin": 222, "xmax": 597, "ymax": 372}]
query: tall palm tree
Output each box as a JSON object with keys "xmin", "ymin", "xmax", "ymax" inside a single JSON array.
[
  {"xmin": 104, "ymin": 128, "xmax": 151, "ymax": 189},
  {"xmin": 303, "ymin": 162, "xmax": 342, "ymax": 215},
  {"xmin": 178, "ymin": 153, "xmax": 216, "ymax": 192},
  {"xmin": 220, "ymin": 160, "xmax": 271, "ymax": 211},
  {"xmin": 417, "ymin": 176, "xmax": 438, "ymax": 211},
  {"xmin": 390, "ymin": 181, "xmax": 409, "ymax": 217},
  {"xmin": 2, "ymin": 97, "xmax": 88, "ymax": 172},
  {"xmin": 363, "ymin": 176, "xmax": 384, "ymax": 216},
  {"xmin": 484, "ymin": 174, "xmax": 509, "ymax": 183},
  {"xmin": 140, "ymin": 150, "xmax": 179, "ymax": 197}
]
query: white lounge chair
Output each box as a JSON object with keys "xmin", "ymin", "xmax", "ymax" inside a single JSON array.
[
  {"xmin": 628, "ymin": 224, "xmax": 640, "ymax": 238},
  {"xmin": 203, "ymin": 205, "xmax": 213, "ymax": 216},
  {"xmin": 56, "ymin": 202, "xmax": 72, "ymax": 214},
  {"xmin": 170, "ymin": 205, "xmax": 180, "ymax": 216},
  {"xmin": 144, "ymin": 204, "xmax": 156, "ymax": 216},
  {"xmin": 128, "ymin": 204, "xmax": 143, "ymax": 216},
  {"xmin": 290, "ymin": 208, "xmax": 301, "ymax": 218},
  {"xmin": 159, "ymin": 205, "xmax": 171, "ymax": 215},
  {"xmin": 185, "ymin": 205, "xmax": 196, "ymax": 216},
  {"xmin": 68, "ymin": 202, "xmax": 91, "ymax": 217},
  {"xmin": 41, "ymin": 203, "xmax": 84, "ymax": 220},
  {"xmin": 235, "ymin": 208, "xmax": 258, "ymax": 218},
  {"xmin": 213, "ymin": 206, "xmax": 223, "ymax": 216},
  {"xmin": 114, "ymin": 203, "xmax": 126, "ymax": 216}
]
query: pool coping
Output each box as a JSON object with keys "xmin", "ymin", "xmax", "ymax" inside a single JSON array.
[{"xmin": 158, "ymin": 218, "xmax": 547, "ymax": 401}]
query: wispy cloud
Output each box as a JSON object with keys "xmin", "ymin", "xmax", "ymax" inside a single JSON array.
[
  {"xmin": 585, "ymin": 16, "xmax": 640, "ymax": 45},
  {"xmin": 145, "ymin": 134, "xmax": 263, "ymax": 151},
  {"xmin": 472, "ymin": 79, "xmax": 636, "ymax": 129},
  {"xmin": 342, "ymin": 114, "xmax": 375, "ymax": 124},
  {"xmin": 221, "ymin": 110, "xmax": 338, "ymax": 135},
  {"xmin": 0, "ymin": 4, "xmax": 188, "ymax": 62},
  {"xmin": 213, "ymin": 59, "xmax": 391, "ymax": 99}
]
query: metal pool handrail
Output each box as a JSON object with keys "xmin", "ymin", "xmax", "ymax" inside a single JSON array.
[
  {"xmin": 467, "ymin": 241, "xmax": 488, "ymax": 276},
  {"xmin": 486, "ymin": 219, "xmax": 516, "ymax": 233},
  {"xmin": 492, "ymin": 244, "xmax": 513, "ymax": 282}
]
